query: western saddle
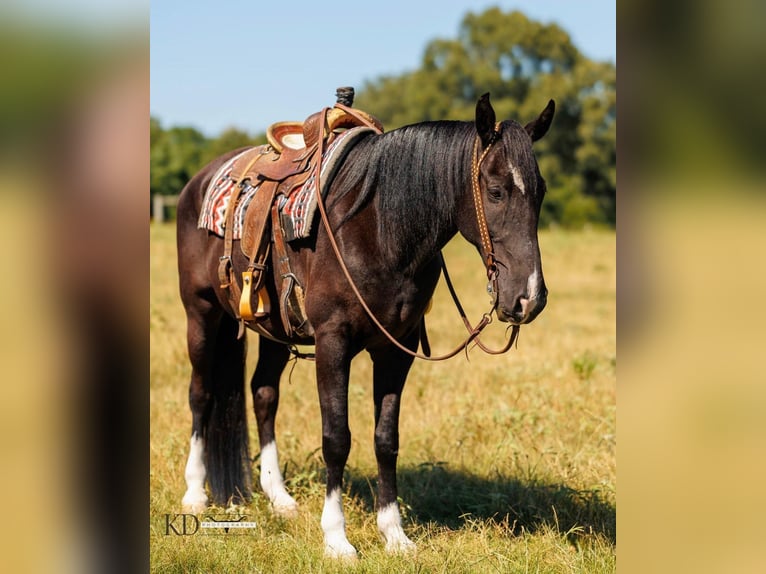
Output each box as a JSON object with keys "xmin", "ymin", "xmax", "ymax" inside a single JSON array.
[{"xmin": 217, "ymin": 87, "xmax": 383, "ymax": 340}]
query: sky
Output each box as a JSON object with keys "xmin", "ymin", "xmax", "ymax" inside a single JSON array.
[{"xmin": 151, "ymin": 1, "xmax": 615, "ymax": 136}]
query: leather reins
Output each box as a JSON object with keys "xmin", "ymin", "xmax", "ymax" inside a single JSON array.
[{"xmin": 313, "ymin": 107, "xmax": 520, "ymax": 361}]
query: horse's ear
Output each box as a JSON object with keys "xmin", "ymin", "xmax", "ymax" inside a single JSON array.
[
  {"xmin": 524, "ymin": 99, "xmax": 555, "ymax": 142},
  {"xmin": 475, "ymin": 93, "xmax": 497, "ymax": 148}
]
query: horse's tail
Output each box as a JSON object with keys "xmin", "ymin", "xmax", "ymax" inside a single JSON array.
[{"xmin": 205, "ymin": 315, "xmax": 252, "ymax": 506}]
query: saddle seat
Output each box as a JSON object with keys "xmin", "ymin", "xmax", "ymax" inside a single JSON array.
[
  {"xmin": 230, "ymin": 106, "xmax": 383, "ymax": 189},
  {"xmin": 266, "ymin": 106, "xmax": 383, "ymax": 153}
]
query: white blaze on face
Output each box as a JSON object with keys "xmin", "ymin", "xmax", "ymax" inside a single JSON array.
[
  {"xmin": 321, "ymin": 487, "xmax": 357, "ymax": 558},
  {"xmin": 259, "ymin": 441, "xmax": 298, "ymax": 515},
  {"xmin": 182, "ymin": 434, "xmax": 208, "ymax": 512},
  {"xmin": 377, "ymin": 502, "xmax": 416, "ymax": 553},
  {"xmin": 510, "ymin": 164, "xmax": 526, "ymax": 195}
]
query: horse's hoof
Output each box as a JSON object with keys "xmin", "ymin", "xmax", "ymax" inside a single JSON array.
[
  {"xmin": 270, "ymin": 492, "xmax": 299, "ymax": 518},
  {"xmin": 385, "ymin": 537, "xmax": 417, "ymax": 555},
  {"xmin": 377, "ymin": 505, "xmax": 416, "ymax": 554},
  {"xmin": 181, "ymin": 490, "xmax": 208, "ymax": 514},
  {"xmin": 324, "ymin": 538, "xmax": 358, "ymax": 560},
  {"xmin": 272, "ymin": 501, "xmax": 299, "ymax": 518}
]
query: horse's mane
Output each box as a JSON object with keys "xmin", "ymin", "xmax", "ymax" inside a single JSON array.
[{"xmin": 330, "ymin": 121, "xmax": 476, "ymax": 268}]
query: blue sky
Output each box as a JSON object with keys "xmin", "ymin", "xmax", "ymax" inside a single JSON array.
[{"xmin": 151, "ymin": 1, "xmax": 615, "ymax": 136}]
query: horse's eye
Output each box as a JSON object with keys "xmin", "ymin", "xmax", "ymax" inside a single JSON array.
[{"xmin": 487, "ymin": 186, "xmax": 504, "ymax": 201}]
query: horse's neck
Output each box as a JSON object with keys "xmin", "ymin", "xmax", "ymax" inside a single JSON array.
[
  {"xmin": 334, "ymin": 123, "xmax": 473, "ymax": 275},
  {"xmin": 379, "ymin": 160, "xmax": 469, "ymax": 274}
]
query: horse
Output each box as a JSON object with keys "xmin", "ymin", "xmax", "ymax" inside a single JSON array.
[{"xmin": 175, "ymin": 93, "xmax": 554, "ymax": 557}]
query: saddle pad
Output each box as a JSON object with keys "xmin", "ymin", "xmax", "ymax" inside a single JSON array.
[
  {"xmin": 279, "ymin": 126, "xmax": 376, "ymax": 241},
  {"xmin": 197, "ymin": 148, "xmax": 264, "ymax": 238}
]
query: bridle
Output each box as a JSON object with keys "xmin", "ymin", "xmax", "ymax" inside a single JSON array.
[
  {"xmin": 470, "ymin": 124, "xmax": 501, "ymax": 309},
  {"xmin": 314, "ymin": 107, "xmax": 519, "ymax": 361}
]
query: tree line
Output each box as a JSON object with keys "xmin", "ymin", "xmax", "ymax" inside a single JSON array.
[{"xmin": 151, "ymin": 8, "xmax": 615, "ymax": 228}]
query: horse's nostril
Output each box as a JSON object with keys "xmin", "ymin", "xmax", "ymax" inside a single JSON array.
[{"xmin": 509, "ymin": 297, "xmax": 529, "ymax": 321}]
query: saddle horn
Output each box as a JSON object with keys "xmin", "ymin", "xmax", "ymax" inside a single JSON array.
[
  {"xmin": 335, "ymin": 86, "xmax": 354, "ymax": 107},
  {"xmin": 302, "ymin": 87, "xmax": 383, "ymax": 150}
]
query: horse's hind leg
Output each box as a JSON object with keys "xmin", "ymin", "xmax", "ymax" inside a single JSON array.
[
  {"xmin": 369, "ymin": 336, "xmax": 418, "ymax": 553},
  {"xmin": 182, "ymin": 298, "xmax": 251, "ymax": 511},
  {"xmin": 181, "ymin": 301, "xmax": 221, "ymax": 512},
  {"xmin": 251, "ymin": 337, "xmax": 298, "ymax": 516}
]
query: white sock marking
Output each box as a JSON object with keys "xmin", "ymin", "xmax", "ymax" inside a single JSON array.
[
  {"xmin": 377, "ymin": 502, "xmax": 416, "ymax": 553},
  {"xmin": 182, "ymin": 434, "xmax": 208, "ymax": 512},
  {"xmin": 321, "ymin": 488, "xmax": 357, "ymax": 558},
  {"xmin": 259, "ymin": 441, "xmax": 298, "ymax": 515}
]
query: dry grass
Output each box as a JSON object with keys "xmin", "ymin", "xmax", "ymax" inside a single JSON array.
[{"xmin": 150, "ymin": 222, "xmax": 615, "ymax": 572}]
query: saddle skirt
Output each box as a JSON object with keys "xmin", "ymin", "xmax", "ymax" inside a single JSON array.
[{"xmin": 197, "ymin": 126, "xmax": 375, "ymax": 246}]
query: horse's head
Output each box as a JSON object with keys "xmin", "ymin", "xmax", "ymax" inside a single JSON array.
[{"xmin": 458, "ymin": 94, "xmax": 555, "ymax": 325}]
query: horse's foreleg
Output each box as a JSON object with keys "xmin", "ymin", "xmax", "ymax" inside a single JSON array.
[
  {"xmin": 315, "ymin": 332, "xmax": 357, "ymax": 558},
  {"xmin": 251, "ymin": 337, "xmax": 297, "ymax": 516},
  {"xmin": 181, "ymin": 303, "xmax": 221, "ymax": 513},
  {"xmin": 370, "ymin": 335, "xmax": 418, "ymax": 554}
]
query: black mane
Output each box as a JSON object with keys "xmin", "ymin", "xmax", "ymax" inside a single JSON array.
[{"xmin": 332, "ymin": 121, "xmax": 476, "ymax": 268}]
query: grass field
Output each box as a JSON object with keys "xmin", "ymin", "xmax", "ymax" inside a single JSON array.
[{"xmin": 150, "ymin": 222, "xmax": 615, "ymax": 573}]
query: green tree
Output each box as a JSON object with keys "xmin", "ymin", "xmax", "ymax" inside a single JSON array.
[
  {"xmin": 150, "ymin": 119, "xmax": 268, "ymax": 199},
  {"xmin": 150, "ymin": 119, "xmax": 209, "ymax": 197},
  {"xmin": 201, "ymin": 126, "xmax": 266, "ymax": 166}
]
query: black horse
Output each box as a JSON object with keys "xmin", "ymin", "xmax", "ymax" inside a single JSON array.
[{"xmin": 176, "ymin": 93, "xmax": 554, "ymax": 557}]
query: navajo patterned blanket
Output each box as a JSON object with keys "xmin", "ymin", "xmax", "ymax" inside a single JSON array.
[
  {"xmin": 198, "ymin": 126, "xmax": 374, "ymax": 242},
  {"xmin": 197, "ymin": 147, "xmax": 265, "ymax": 238}
]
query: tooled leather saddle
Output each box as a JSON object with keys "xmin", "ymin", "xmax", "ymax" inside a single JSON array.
[{"xmin": 217, "ymin": 87, "xmax": 383, "ymax": 341}]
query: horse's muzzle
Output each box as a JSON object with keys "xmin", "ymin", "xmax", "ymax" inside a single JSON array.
[{"xmin": 498, "ymin": 289, "xmax": 547, "ymax": 324}]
